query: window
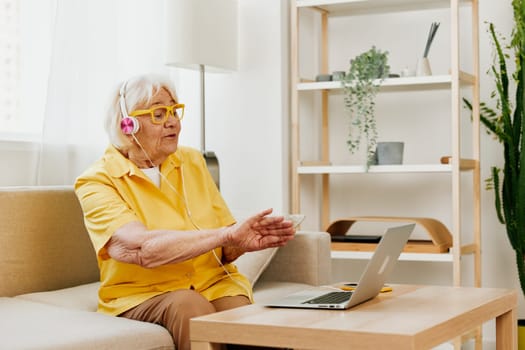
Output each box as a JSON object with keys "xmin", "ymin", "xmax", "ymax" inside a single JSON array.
[
  {"xmin": 0, "ymin": 0, "xmax": 54, "ymax": 140},
  {"xmin": 0, "ymin": 0, "xmax": 19, "ymax": 132}
]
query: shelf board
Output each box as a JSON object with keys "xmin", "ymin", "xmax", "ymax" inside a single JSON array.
[
  {"xmin": 297, "ymin": 74, "xmax": 473, "ymax": 92},
  {"xmin": 439, "ymin": 156, "xmax": 477, "ymax": 171},
  {"xmin": 298, "ymin": 158, "xmax": 477, "ymax": 174},
  {"xmin": 331, "ymin": 250, "xmax": 454, "ymax": 262},
  {"xmin": 298, "ymin": 164, "xmax": 453, "ymax": 174},
  {"xmin": 297, "ymin": 0, "xmax": 471, "ymax": 15}
]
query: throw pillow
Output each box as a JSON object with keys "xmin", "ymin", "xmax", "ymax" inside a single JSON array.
[{"xmin": 234, "ymin": 247, "xmax": 279, "ymax": 286}]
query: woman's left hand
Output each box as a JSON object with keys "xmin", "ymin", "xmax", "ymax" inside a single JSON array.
[{"xmin": 224, "ymin": 208, "xmax": 296, "ymax": 252}]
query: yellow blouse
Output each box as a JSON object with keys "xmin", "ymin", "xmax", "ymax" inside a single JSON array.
[{"xmin": 75, "ymin": 145, "xmax": 251, "ymax": 316}]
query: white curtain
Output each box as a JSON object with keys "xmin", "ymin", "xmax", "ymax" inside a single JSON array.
[{"xmin": 36, "ymin": 0, "xmax": 173, "ymax": 185}]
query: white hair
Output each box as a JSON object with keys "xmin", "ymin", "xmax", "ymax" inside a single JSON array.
[{"xmin": 105, "ymin": 73, "xmax": 179, "ymax": 150}]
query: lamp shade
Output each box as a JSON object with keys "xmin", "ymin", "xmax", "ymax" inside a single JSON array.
[{"xmin": 164, "ymin": 0, "xmax": 238, "ymax": 72}]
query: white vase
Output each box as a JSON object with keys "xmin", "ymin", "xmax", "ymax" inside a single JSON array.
[{"xmin": 416, "ymin": 57, "xmax": 432, "ymax": 76}]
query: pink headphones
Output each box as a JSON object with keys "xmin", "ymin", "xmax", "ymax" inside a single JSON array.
[{"xmin": 119, "ymin": 81, "xmax": 140, "ymax": 135}]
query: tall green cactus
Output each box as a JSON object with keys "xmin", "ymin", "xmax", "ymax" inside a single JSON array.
[{"xmin": 466, "ymin": 0, "xmax": 525, "ymax": 296}]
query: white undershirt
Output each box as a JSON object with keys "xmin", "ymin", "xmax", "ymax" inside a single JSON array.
[{"xmin": 141, "ymin": 166, "xmax": 161, "ymax": 187}]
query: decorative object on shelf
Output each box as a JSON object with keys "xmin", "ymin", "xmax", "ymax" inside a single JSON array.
[
  {"xmin": 342, "ymin": 46, "xmax": 390, "ymax": 168},
  {"xmin": 416, "ymin": 22, "xmax": 440, "ymax": 76},
  {"xmin": 373, "ymin": 141, "xmax": 404, "ymax": 165},
  {"xmin": 332, "ymin": 71, "xmax": 345, "ymax": 81},
  {"xmin": 400, "ymin": 66, "xmax": 414, "ymax": 77},
  {"xmin": 464, "ymin": 0, "xmax": 525, "ymax": 302},
  {"xmin": 416, "ymin": 57, "xmax": 432, "ymax": 76},
  {"xmin": 315, "ymin": 74, "xmax": 332, "ymax": 81},
  {"xmin": 326, "ymin": 216, "xmax": 452, "ymax": 253}
]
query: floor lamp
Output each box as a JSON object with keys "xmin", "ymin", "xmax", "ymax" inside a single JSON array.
[{"xmin": 164, "ymin": 0, "xmax": 238, "ymax": 189}]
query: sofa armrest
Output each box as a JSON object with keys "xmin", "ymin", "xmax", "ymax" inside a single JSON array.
[{"xmin": 257, "ymin": 231, "xmax": 332, "ymax": 286}]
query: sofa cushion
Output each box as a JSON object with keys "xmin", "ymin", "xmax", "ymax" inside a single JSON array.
[
  {"xmin": 258, "ymin": 231, "xmax": 332, "ymax": 286},
  {"xmin": 234, "ymin": 247, "xmax": 278, "ymax": 286},
  {"xmin": 0, "ymin": 297, "xmax": 174, "ymax": 350},
  {"xmin": 16, "ymin": 282, "xmax": 99, "ymax": 312},
  {"xmin": 0, "ymin": 186, "xmax": 99, "ymax": 297}
]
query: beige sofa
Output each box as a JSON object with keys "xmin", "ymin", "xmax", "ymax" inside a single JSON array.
[{"xmin": 0, "ymin": 186, "xmax": 332, "ymax": 350}]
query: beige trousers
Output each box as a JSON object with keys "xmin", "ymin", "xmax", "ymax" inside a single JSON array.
[{"xmin": 120, "ymin": 289, "xmax": 278, "ymax": 350}]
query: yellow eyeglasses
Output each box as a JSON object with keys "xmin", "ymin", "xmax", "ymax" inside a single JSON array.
[{"xmin": 129, "ymin": 103, "xmax": 185, "ymax": 124}]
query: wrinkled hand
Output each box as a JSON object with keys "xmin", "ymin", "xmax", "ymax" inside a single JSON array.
[{"xmin": 224, "ymin": 208, "xmax": 296, "ymax": 252}]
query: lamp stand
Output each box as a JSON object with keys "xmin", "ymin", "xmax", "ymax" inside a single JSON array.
[{"xmin": 199, "ymin": 64, "xmax": 220, "ymax": 189}]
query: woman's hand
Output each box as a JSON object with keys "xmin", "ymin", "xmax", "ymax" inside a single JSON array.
[{"xmin": 223, "ymin": 208, "xmax": 296, "ymax": 252}]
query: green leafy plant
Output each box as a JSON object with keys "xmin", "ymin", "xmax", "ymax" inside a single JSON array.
[
  {"xmin": 464, "ymin": 0, "xmax": 525, "ymax": 297},
  {"xmin": 342, "ymin": 46, "xmax": 390, "ymax": 167}
]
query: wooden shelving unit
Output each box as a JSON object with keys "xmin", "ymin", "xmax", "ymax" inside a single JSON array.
[
  {"xmin": 290, "ymin": 2, "xmax": 481, "ymax": 344},
  {"xmin": 290, "ymin": 0, "xmax": 481, "ymax": 286}
]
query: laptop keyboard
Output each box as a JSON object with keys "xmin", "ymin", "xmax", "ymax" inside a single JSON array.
[{"xmin": 302, "ymin": 291, "xmax": 353, "ymax": 305}]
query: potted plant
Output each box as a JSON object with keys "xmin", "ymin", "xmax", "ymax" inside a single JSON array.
[
  {"xmin": 465, "ymin": 0, "xmax": 525, "ymax": 296},
  {"xmin": 342, "ymin": 46, "xmax": 390, "ymax": 167},
  {"xmin": 464, "ymin": 0, "xmax": 525, "ymax": 325}
]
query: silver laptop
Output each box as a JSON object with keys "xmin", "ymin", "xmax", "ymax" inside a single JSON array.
[{"xmin": 265, "ymin": 224, "xmax": 414, "ymax": 310}]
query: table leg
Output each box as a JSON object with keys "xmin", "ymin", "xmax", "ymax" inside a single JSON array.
[{"xmin": 496, "ymin": 307, "xmax": 517, "ymax": 350}]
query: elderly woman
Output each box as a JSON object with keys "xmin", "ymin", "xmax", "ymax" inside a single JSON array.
[{"xmin": 75, "ymin": 73, "xmax": 295, "ymax": 350}]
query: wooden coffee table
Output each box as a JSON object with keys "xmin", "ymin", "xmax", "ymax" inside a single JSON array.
[{"xmin": 190, "ymin": 284, "xmax": 517, "ymax": 349}]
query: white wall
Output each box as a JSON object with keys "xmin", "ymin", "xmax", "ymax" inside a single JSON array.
[
  {"xmin": 175, "ymin": 0, "xmax": 290, "ymax": 218},
  {"xmin": 0, "ymin": 141, "xmax": 39, "ymax": 185}
]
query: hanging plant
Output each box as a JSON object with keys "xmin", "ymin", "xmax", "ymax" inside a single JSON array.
[{"xmin": 342, "ymin": 46, "xmax": 390, "ymax": 167}]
